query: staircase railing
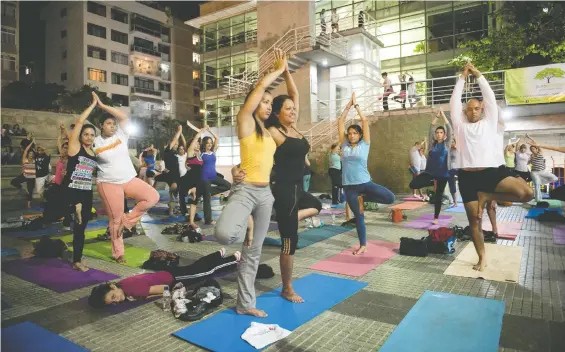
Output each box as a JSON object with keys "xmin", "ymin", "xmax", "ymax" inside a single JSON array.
[{"xmin": 225, "ymin": 24, "xmax": 348, "ymax": 97}]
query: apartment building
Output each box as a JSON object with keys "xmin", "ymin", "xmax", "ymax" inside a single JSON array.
[
  {"xmin": 1, "ymin": 1, "xmax": 19, "ymax": 86},
  {"xmin": 40, "ymin": 1, "xmax": 200, "ymax": 122}
]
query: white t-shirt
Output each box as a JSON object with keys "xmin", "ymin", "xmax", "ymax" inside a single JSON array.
[
  {"xmin": 241, "ymin": 322, "xmax": 291, "ymax": 349},
  {"xmin": 409, "ymin": 146, "xmax": 421, "ymax": 169},
  {"xmin": 94, "ymin": 127, "xmax": 137, "ymax": 184},
  {"xmin": 420, "ymin": 154, "xmax": 427, "ymax": 171},
  {"xmin": 331, "ymin": 13, "xmax": 339, "ymax": 24},
  {"xmin": 450, "ymin": 76, "xmax": 500, "ymax": 169},
  {"xmin": 177, "ymin": 153, "xmax": 188, "ymax": 177},
  {"xmin": 515, "ymin": 152, "xmax": 530, "ymax": 172}
]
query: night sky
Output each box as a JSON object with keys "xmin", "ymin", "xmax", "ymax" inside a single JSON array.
[{"xmin": 19, "ymin": 1, "xmax": 203, "ymax": 81}]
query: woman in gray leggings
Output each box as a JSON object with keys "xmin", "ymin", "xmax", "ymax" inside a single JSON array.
[{"xmin": 215, "ymin": 49, "xmax": 287, "ymax": 318}]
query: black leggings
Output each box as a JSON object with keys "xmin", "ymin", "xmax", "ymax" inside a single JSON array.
[
  {"xmin": 329, "ymin": 168, "xmax": 343, "ymax": 204},
  {"xmin": 166, "ymin": 250, "xmax": 238, "ymax": 287},
  {"xmin": 11, "ymin": 174, "xmax": 34, "ymax": 201},
  {"xmin": 273, "ymin": 182, "xmax": 322, "ymax": 255},
  {"xmin": 409, "ymin": 173, "xmax": 448, "ymax": 219},
  {"xmin": 67, "ymin": 189, "xmax": 93, "ymax": 263},
  {"xmin": 202, "ymin": 175, "xmax": 231, "ymax": 223}
]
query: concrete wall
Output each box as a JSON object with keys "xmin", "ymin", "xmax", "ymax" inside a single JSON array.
[{"xmin": 199, "ymin": 1, "xmax": 248, "ymax": 17}]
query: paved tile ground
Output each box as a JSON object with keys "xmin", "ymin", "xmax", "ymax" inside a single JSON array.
[{"xmin": 2, "ymin": 195, "xmax": 565, "ymax": 352}]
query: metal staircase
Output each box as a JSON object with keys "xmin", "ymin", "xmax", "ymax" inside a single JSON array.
[{"xmin": 224, "ymin": 24, "xmax": 348, "ymax": 98}]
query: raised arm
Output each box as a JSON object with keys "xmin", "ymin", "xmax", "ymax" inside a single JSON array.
[
  {"xmin": 469, "ymin": 64, "xmax": 497, "ymax": 122},
  {"xmin": 94, "ymin": 92, "xmax": 129, "ymax": 129},
  {"xmin": 237, "ymin": 49, "xmax": 286, "ymax": 138},
  {"xmin": 179, "ymin": 132, "xmax": 187, "ymax": 150},
  {"xmin": 187, "ymin": 127, "xmax": 207, "ymax": 157},
  {"xmin": 68, "ymin": 93, "xmax": 97, "ymax": 156},
  {"xmin": 337, "ymin": 96, "xmax": 353, "ymax": 146},
  {"xmin": 186, "ymin": 120, "xmax": 201, "ymax": 133},
  {"xmin": 21, "ymin": 141, "xmax": 33, "ymax": 165},
  {"xmin": 450, "ymin": 65, "xmax": 469, "ymax": 127},
  {"xmin": 209, "ymin": 128, "xmax": 219, "ymax": 152},
  {"xmin": 57, "ymin": 121, "xmax": 66, "ymax": 155},
  {"xmin": 444, "ymin": 112, "xmax": 453, "ymax": 147},
  {"xmin": 283, "ymin": 59, "xmax": 299, "ymax": 123},
  {"xmin": 169, "ymin": 125, "xmax": 182, "ymax": 150},
  {"xmin": 138, "ymin": 151, "xmax": 145, "ymax": 165},
  {"xmin": 352, "ymin": 93, "xmax": 370, "ymax": 144},
  {"xmin": 526, "ymin": 135, "xmax": 565, "ymax": 153}
]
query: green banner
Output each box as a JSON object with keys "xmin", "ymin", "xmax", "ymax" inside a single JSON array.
[{"xmin": 505, "ymin": 63, "xmax": 565, "ymax": 105}]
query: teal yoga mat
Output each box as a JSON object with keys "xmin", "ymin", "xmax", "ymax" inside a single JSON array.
[
  {"xmin": 525, "ymin": 207, "xmax": 563, "ymax": 219},
  {"xmin": 379, "ymin": 291, "xmax": 504, "ymax": 352},
  {"xmin": 263, "ymin": 225, "xmax": 350, "ymax": 249},
  {"xmin": 172, "ymin": 273, "xmax": 367, "ymax": 351}
]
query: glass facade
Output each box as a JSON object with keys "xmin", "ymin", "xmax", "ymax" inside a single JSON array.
[{"xmin": 202, "ymin": 11, "xmax": 257, "ymax": 52}]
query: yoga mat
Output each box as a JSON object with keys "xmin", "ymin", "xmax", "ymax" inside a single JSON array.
[
  {"xmin": 525, "ymin": 207, "xmax": 563, "ymax": 219},
  {"xmin": 86, "ymin": 219, "xmax": 109, "ymax": 229},
  {"xmin": 310, "ymin": 240, "xmax": 399, "ymax": 277},
  {"xmin": 444, "ymin": 204, "xmax": 466, "ymax": 213},
  {"xmin": 553, "ymin": 226, "xmax": 565, "ymax": 245},
  {"xmin": 483, "ymin": 222, "xmax": 522, "ymax": 240},
  {"xmin": 389, "ymin": 201, "xmax": 425, "ymax": 210},
  {"xmin": 403, "ymin": 197, "xmax": 424, "ymax": 201},
  {"xmin": 4, "ymin": 226, "xmax": 68, "ymax": 238},
  {"xmin": 263, "ymin": 225, "xmax": 350, "ymax": 249},
  {"xmin": 404, "ymin": 215, "xmax": 453, "ymax": 230},
  {"xmin": 1, "ymin": 248, "xmax": 20, "ymax": 257},
  {"xmin": 147, "ymin": 206, "xmax": 171, "ymax": 215},
  {"xmin": 2, "ymin": 321, "xmax": 88, "ymax": 352},
  {"xmin": 81, "ymin": 241, "xmax": 150, "ymax": 268},
  {"xmin": 141, "ymin": 215, "xmax": 185, "ymax": 224},
  {"xmin": 1, "ymin": 258, "xmax": 119, "ymax": 293},
  {"xmin": 379, "ymin": 291, "xmax": 504, "ymax": 352},
  {"xmin": 544, "ymin": 199, "xmax": 563, "ymax": 208},
  {"xmin": 22, "ymin": 213, "xmax": 42, "ymax": 219},
  {"xmin": 444, "ymin": 242, "xmax": 523, "ymax": 283},
  {"xmin": 268, "ymin": 222, "xmax": 278, "ymax": 232},
  {"xmin": 320, "ymin": 208, "xmax": 346, "ymax": 215},
  {"xmin": 31, "ymin": 228, "xmax": 107, "ymax": 245},
  {"xmin": 172, "ymin": 273, "xmax": 367, "ymax": 351}
]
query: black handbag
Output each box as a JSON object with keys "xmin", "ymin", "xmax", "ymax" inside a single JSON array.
[{"xmin": 399, "ymin": 237, "xmax": 428, "ymax": 257}]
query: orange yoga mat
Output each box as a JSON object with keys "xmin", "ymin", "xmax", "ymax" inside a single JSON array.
[{"xmin": 389, "ymin": 201, "xmax": 425, "ymax": 210}]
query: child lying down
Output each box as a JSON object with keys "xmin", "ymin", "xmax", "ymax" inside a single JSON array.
[{"xmin": 88, "ymin": 248, "xmax": 240, "ymax": 308}]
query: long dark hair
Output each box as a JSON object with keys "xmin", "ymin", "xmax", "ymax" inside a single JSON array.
[
  {"xmin": 79, "ymin": 124, "xmax": 96, "ymax": 144},
  {"xmin": 200, "ymin": 136, "xmax": 213, "ymax": 152},
  {"xmin": 346, "ymin": 124, "xmax": 363, "ymax": 141},
  {"xmin": 244, "ymin": 88, "xmax": 271, "ymax": 139},
  {"xmin": 265, "ymin": 95, "xmax": 291, "ymax": 132}
]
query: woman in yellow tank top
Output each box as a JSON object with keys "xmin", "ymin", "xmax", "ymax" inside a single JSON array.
[
  {"xmin": 504, "ymin": 137, "xmax": 521, "ymax": 171},
  {"xmin": 215, "ymin": 49, "xmax": 287, "ymax": 318}
]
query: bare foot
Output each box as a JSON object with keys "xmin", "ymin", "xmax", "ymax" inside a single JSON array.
[
  {"xmin": 75, "ymin": 203, "xmax": 83, "ymax": 225},
  {"xmin": 476, "ymin": 192, "xmax": 490, "ymax": 220},
  {"xmin": 281, "ymin": 289, "xmax": 305, "ymax": 303},
  {"xmin": 432, "ymin": 219, "xmax": 439, "ymax": 225},
  {"xmin": 234, "ymin": 251, "xmax": 242, "ymax": 262},
  {"xmin": 237, "ymin": 308, "xmax": 267, "ymax": 318},
  {"xmin": 472, "ymin": 259, "xmax": 487, "ymax": 271},
  {"xmin": 219, "ymin": 247, "xmax": 226, "ymax": 257},
  {"xmin": 115, "ymin": 256, "xmax": 127, "ymax": 264},
  {"xmin": 72, "ymin": 262, "xmax": 89, "ymax": 272},
  {"xmin": 353, "ymin": 245, "xmax": 367, "ymax": 255}
]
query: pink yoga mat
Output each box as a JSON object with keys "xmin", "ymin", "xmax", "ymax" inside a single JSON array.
[
  {"xmin": 483, "ymin": 222, "xmax": 522, "ymax": 239},
  {"xmin": 389, "ymin": 201, "xmax": 425, "ymax": 210},
  {"xmin": 309, "ymin": 240, "xmax": 399, "ymax": 277},
  {"xmin": 553, "ymin": 226, "xmax": 565, "ymax": 245}
]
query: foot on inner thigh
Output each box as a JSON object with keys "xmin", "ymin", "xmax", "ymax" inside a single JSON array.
[
  {"xmin": 237, "ymin": 308, "xmax": 268, "ymax": 318},
  {"xmin": 75, "ymin": 203, "xmax": 83, "ymax": 225},
  {"xmin": 353, "ymin": 245, "xmax": 367, "ymax": 255},
  {"xmin": 472, "ymin": 257, "xmax": 487, "ymax": 271},
  {"xmin": 281, "ymin": 288, "xmax": 305, "ymax": 303},
  {"xmin": 476, "ymin": 192, "xmax": 491, "ymax": 220}
]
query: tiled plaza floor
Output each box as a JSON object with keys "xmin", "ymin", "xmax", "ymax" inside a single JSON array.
[{"xmin": 1, "ymin": 195, "xmax": 564, "ymax": 352}]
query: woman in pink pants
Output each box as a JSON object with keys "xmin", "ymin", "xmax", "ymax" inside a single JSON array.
[{"xmin": 92, "ymin": 94, "xmax": 159, "ymax": 263}]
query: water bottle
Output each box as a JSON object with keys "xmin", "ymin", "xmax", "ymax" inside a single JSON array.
[
  {"xmin": 162, "ymin": 285, "xmax": 171, "ymax": 312},
  {"xmin": 331, "ymin": 214, "xmax": 336, "ymax": 225}
]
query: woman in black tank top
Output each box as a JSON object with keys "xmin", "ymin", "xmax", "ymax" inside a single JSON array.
[
  {"xmin": 64, "ymin": 93, "xmax": 99, "ymax": 272},
  {"xmin": 265, "ymin": 67, "xmax": 322, "ymax": 304}
]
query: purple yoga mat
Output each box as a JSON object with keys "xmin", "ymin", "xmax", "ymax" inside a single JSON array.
[
  {"xmin": 320, "ymin": 208, "xmax": 345, "ymax": 215},
  {"xmin": 404, "ymin": 218, "xmax": 452, "ymax": 230},
  {"xmin": 553, "ymin": 226, "xmax": 565, "ymax": 245},
  {"xmin": 2, "ymin": 258, "xmax": 120, "ymax": 293},
  {"xmin": 417, "ymin": 214, "xmax": 453, "ymax": 221}
]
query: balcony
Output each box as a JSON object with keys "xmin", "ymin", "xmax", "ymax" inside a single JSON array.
[
  {"xmin": 161, "ymin": 71, "xmax": 171, "ymax": 81},
  {"xmin": 131, "ymin": 86, "xmax": 162, "ymax": 99},
  {"xmin": 161, "ymin": 91, "xmax": 170, "ymax": 99},
  {"xmin": 1, "ymin": 14, "xmax": 16, "ymax": 28},
  {"xmin": 160, "ymin": 52, "xmax": 170, "ymax": 62},
  {"xmin": 161, "ymin": 33, "xmax": 170, "ymax": 43},
  {"xmin": 130, "ymin": 24, "xmax": 161, "ymax": 39},
  {"xmin": 130, "ymin": 45, "xmax": 161, "ymax": 59}
]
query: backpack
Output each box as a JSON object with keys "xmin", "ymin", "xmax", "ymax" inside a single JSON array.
[
  {"xmin": 427, "ymin": 227, "xmax": 454, "ymax": 242},
  {"xmin": 142, "ymin": 249, "xmax": 180, "ymax": 271},
  {"xmin": 33, "ymin": 236, "xmax": 67, "ymax": 258},
  {"xmin": 425, "ymin": 235, "xmax": 456, "ymax": 254},
  {"xmin": 399, "ymin": 237, "xmax": 428, "ymax": 257}
]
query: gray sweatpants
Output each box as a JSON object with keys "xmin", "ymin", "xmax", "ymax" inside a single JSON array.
[{"xmin": 215, "ymin": 183, "xmax": 274, "ymax": 310}]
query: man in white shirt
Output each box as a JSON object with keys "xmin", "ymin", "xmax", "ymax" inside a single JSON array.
[
  {"xmin": 382, "ymin": 72, "xmax": 392, "ymax": 111},
  {"xmin": 409, "ymin": 141, "xmax": 424, "ymax": 199},
  {"xmin": 450, "ymin": 63, "xmax": 533, "ymax": 271}
]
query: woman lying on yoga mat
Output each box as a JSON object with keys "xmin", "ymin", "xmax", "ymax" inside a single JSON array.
[
  {"xmin": 409, "ymin": 109, "xmax": 454, "ymax": 224},
  {"xmin": 88, "ymin": 249, "xmax": 240, "ymax": 308},
  {"xmin": 337, "ymin": 92, "xmax": 395, "ymax": 255}
]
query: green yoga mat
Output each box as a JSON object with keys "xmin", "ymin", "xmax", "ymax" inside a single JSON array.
[
  {"xmin": 81, "ymin": 241, "xmax": 150, "ymax": 268},
  {"xmin": 263, "ymin": 225, "xmax": 350, "ymax": 249},
  {"xmin": 545, "ymin": 199, "xmax": 563, "ymax": 208},
  {"xmin": 31, "ymin": 228, "xmax": 107, "ymax": 244}
]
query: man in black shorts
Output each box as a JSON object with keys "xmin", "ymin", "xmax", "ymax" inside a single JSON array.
[
  {"xmin": 154, "ymin": 125, "xmax": 186, "ymax": 216},
  {"xmin": 450, "ymin": 63, "xmax": 533, "ymax": 271}
]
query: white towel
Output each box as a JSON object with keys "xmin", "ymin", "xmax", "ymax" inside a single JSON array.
[{"xmin": 241, "ymin": 322, "xmax": 292, "ymax": 349}]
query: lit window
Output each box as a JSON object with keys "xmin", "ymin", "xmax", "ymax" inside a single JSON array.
[
  {"xmin": 193, "ymin": 70, "xmax": 200, "ymax": 79},
  {"xmin": 88, "ymin": 68, "xmax": 106, "ymax": 82},
  {"xmin": 193, "ymin": 53, "xmax": 200, "ymax": 64},
  {"xmin": 192, "ymin": 34, "xmax": 200, "ymax": 45}
]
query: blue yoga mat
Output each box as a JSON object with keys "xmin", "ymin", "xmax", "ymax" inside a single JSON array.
[
  {"xmin": 4, "ymin": 226, "xmax": 67, "ymax": 238},
  {"xmin": 1, "ymin": 248, "xmax": 20, "ymax": 257},
  {"xmin": 263, "ymin": 225, "xmax": 350, "ymax": 249},
  {"xmin": 141, "ymin": 215, "xmax": 185, "ymax": 224},
  {"xmin": 2, "ymin": 321, "xmax": 87, "ymax": 352},
  {"xmin": 379, "ymin": 291, "xmax": 504, "ymax": 352},
  {"xmin": 173, "ymin": 273, "xmax": 367, "ymax": 351},
  {"xmin": 525, "ymin": 207, "xmax": 563, "ymax": 219},
  {"xmin": 444, "ymin": 204, "xmax": 466, "ymax": 213}
]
